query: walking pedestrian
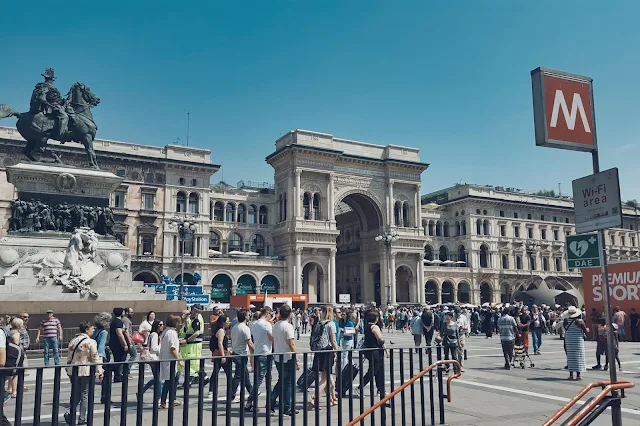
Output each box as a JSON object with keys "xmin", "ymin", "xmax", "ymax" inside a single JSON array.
[
  {"xmin": 93, "ymin": 312, "xmax": 112, "ymax": 405},
  {"xmin": 292, "ymin": 309, "xmax": 302, "ymax": 340},
  {"xmin": 498, "ymin": 308, "xmax": 517, "ymax": 370},
  {"xmin": 270, "ymin": 304, "xmax": 300, "ymax": 416},
  {"xmin": 208, "ymin": 315, "xmax": 232, "ymax": 400},
  {"xmin": 244, "ymin": 307, "xmax": 274, "ymax": 413},
  {"xmin": 353, "ymin": 309, "xmax": 386, "ymax": 399},
  {"xmin": 410, "ymin": 310, "xmax": 423, "ymax": 353},
  {"xmin": 35, "ymin": 309, "xmax": 62, "ymax": 366},
  {"xmin": 341, "ymin": 312, "xmax": 356, "ymax": 366},
  {"xmin": 442, "ymin": 312, "xmax": 461, "ymax": 373},
  {"xmin": 613, "ymin": 307, "xmax": 627, "ymax": 341},
  {"xmin": 301, "ymin": 310, "xmax": 309, "ymax": 334},
  {"xmin": 64, "ymin": 322, "xmax": 103, "ymax": 426},
  {"xmin": 122, "ymin": 308, "xmax": 138, "ymax": 362},
  {"xmin": 531, "ymin": 305, "xmax": 546, "ymax": 355},
  {"xmin": 18, "ymin": 313, "xmax": 30, "ymax": 391},
  {"xmin": 564, "ymin": 306, "xmax": 587, "ymax": 381},
  {"xmin": 229, "ymin": 309, "xmax": 254, "ymax": 403},
  {"xmin": 1, "ymin": 323, "xmax": 15, "ymax": 422},
  {"xmin": 630, "ymin": 308, "xmax": 639, "ymax": 342},
  {"xmin": 160, "ymin": 315, "xmax": 183, "ymax": 409},
  {"xmin": 307, "ymin": 305, "xmax": 338, "ymax": 409},
  {"xmin": 592, "ymin": 317, "xmax": 622, "ymax": 371},
  {"xmin": 182, "ymin": 304, "xmax": 205, "ymax": 385},
  {"xmin": 140, "ymin": 320, "xmax": 163, "ymax": 398},
  {"xmin": 6, "ymin": 318, "xmax": 24, "ymax": 399},
  {"xmin": 107, "ymin": 308, "xmax": 129, "ymax": 389},
  {"xmin": 455, "ymin": 308, "xmax": 469, "ymax": 363},
  {"xmin": 421, "ymin": 307, "xmax": 435, "ymax": 347}
]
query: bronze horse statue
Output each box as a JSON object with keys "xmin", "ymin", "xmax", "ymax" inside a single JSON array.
[{"xmin": 0, "ymin": 82, "xmax": 101, "ymax": 168}]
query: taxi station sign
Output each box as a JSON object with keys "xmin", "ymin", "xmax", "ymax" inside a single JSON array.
[{"xmin": 572, "ymin": 168, "xmax": 622, "ymax": 234}]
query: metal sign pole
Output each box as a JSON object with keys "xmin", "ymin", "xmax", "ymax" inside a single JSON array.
[{"xmin": 592, "ymin": 151, "xmax": 622, "ymax": 426}]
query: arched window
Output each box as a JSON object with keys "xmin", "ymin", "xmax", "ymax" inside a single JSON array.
[
  {"xmin": 439, "ymin": 245, "xmax": 449, "ymax": 262},
  {"xmin": 228, "ymin": 233, "xmax": 243, "ymax": 252},
  {"xmin": 259, "ymin": 205, "xmax": 268, "ymax": 225},
  {"xmin": 188, "ymin": 193, "xmax": 199, "ymax": 214},
  {"xmin": 516, "ymin": 256, "xmax": 522, "ymax": 270},
  {"xmin": 209, "ymin": 232, "xmax": 220, "ymax": 251},
  {"xmin": 458, "ymin": 245, "xmax": 466, "ymax": 264},
  {"xmin": 142, "ymin": 235, "xmax": 154, "ymax": 255},
  {"xmin": 251, "ymin": 234, "xmax": 266, "ymax": 255},
  {"xmin": 313, "ymin": 193, "xmax": 321, "ymax": 220},
  {"xmin": 402, "ymin": 203, "xmax": 409, "ymax": 227},
  {"xmin": 502, "ymin": 254, "xmax": 509, "ymax": 269},
  {"xmin": 176, "ymin": 191, "xmax": 187, "ymax": 213},
  {"xmin": 213, "ymin": 202, "xmax": 224, "ymax": 221},
  {"xmin": 455, "ymin": 221, "xmax": 460, "ymax": 236},
  {"xmin": 483, "ymin": 219, "xmax": 489, "ymax": 235},
  {"xmin": 443, "ymin": 221, "xmax": 450, "ymax": 237},
  {"xmin": 303, "ymin": 193, "xmax": 311, "ymax": 219},
  {"xmin": 248, "ymin": 205, "xmax": 257, "ymax": 224},
  {"xmin": 480, "ymin": 244, "xmax": 489, "ymax": 268},
  {"xmin": 476, "ymin": 219, "xmax": 482, "ymax": 235},
  {"xmin": 461, "ymin": 220, "xmax": 467, "ymax": 235},
  {"xmin": 428, "ymin": 221, "xmax": 435, "ymax": 236},
  {"xmin": 424, "ymin": 245, "xmax": 434, "ymax": 261},
  {"xmin": 237, "ymin": 204, "xmax": 246, "ymax": 223},
  {"xmin": 394, "ymin": 202, "xmax": 401, "ymax": 226},
  {"xmin": 225, "ymin": 203, "xmax": 235, "ymax": 222},
  {"xmin": 436, "ymin": 221, "xmax": 442, "ymax": 236}
]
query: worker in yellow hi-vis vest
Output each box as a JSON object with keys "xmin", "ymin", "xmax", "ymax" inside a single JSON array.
[{"xmin": 179, "ymin": 304, "xmax": 205, "ymax": 385}]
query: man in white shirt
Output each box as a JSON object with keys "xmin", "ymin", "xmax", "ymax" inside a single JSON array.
[
  {"xmin": 270, "ymin": 304, "xmax": 300, "ymax": 416},
  {"xmin": 229, "ymin": 309, "xmax": 255, "ymax": 403},
  {"xmin": 455, "ymin": 308, "xmax": 469, "ymax": 366},
  {"xmin": 245, "ymin": 307, "xmax": 274, "ymax": 413}
]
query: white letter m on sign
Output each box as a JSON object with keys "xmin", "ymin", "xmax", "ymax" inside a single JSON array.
[{"xmin": 550, "ymin": 90, "xmax": 591, "ymax": 132}]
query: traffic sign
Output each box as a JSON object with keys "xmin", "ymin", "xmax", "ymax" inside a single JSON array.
[
  {"xmin": 572, "ymin": 168, "xmax": 622, "ymax": 233},
  {"xmin": 531, "ymin": 67, "xmax": 596, "ymax": 152},
  {"xmin": 566, "ymin": 233, "xmax": 601, "ymax": 269}
]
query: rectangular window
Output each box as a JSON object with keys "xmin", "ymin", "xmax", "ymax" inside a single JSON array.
[
  {"xmin": 527, "ymin": 213, "xmax": 532, "ymax": 220},
  {"xmin": 116, "ymin": 169, "xmax": 126, "ymax": 177},
  {"xmin": 143, "ymin": 193, "xmax": 155, "ymax": 211},
  {"xmin": 632, "ymin": 236, "xmax": 636, "ymax": 247},
  {"xmin": 513, "ymin": 212, "xmax": 519, "ymax": 219},
  {"xmin": 610, "ymin": 234, "xmax": 616, "ymax": 245},
  {"xmin": 553, "ymin": 216, "xmax": 557, "ymax": 222},
  {"xmin": 514, "ymin": 226, "xmax": 520, "ymax": 238},
  {"xmin": 114, "ymin": 191, "xmax": 125, "ymax": 208},
  {"xmin": 499, "ymin": 210, "xmax": 505, "ymax": 217},
  {"xmin": 621, "ymin": 236, "xmax": 626, "ymax": 246},
  {"xmin": 555, "ymin": 258, "xmax": 562, "ymax": 272},
  {"xmin": 540, "ymin": 215, "xmax": 545, "ymax": 221},
  {"xmin": 541, "ymin": 229, "xmax": 547, "ymax": 240},
  {"xmin": 527, "ymin": 228, "xmax": 533, "ymax": 239},
  {"xmin": 500, "ymin": 225, "xmax": 506, "ymax": 237},
  {"xmin": 553, "ymin": 230, "xmax": 559, "ymax": 240},
  {"xmin": 566, "ymin": 218, "xmax": 570, "ymax": 224}
]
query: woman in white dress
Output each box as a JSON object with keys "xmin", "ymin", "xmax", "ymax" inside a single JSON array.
[{"xmin": 159, "ymin": 315, "xmax": 184, "ymax": 408}]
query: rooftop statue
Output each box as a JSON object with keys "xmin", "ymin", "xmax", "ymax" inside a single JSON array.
[{"xmin": 0, "ymin": 68, "xmax": 101, "ymax": 169}]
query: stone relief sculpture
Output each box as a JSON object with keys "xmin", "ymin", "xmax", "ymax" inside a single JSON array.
[
  {"xmin": 9, "ymin": 200, "xmax": 114, "ymax": 235},
  {"xmin": 3, "ymin": 228, "xmax": 101, "ymax": 297}
]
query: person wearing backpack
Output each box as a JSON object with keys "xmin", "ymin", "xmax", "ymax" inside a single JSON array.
[{"xmin": 308, "ymin": 305, "xmax": 339, "ymax": 409}]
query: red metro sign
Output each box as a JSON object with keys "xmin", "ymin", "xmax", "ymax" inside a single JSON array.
[{"xmin": 531, "ymin": 67, "xmax": 597, "ymax": 152}]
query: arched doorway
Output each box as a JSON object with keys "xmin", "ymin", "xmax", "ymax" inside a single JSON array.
[
  {"xmin": 134, "ymin": 272, "xmax": 160, "ymax": 284},
  {"xmin": 175, "ymin": 272, "xmax": 195, "ymax": 285},
  {"xmin": 335, "ymin": 191, "xmax": 384, "ymax": 304},
  {"xmin": 302, "ymin": 262, "xmax": 323, "ymax": 303},
  {"xmin": 237, "ymin": 274, "xmax": 257, "ymax": 295},
  {"xmin": 395, "ymin": 266, "xmax": 412, "ymax": 303},
  {"xmin": 457, "ymin": 281, "xmax": 471, "ymax": 303},
  {"xmin": 500, "ymin": 282, "xmax": 512, "ymax": 304},
  {"xmin": 211, "ymin": 273, "xmax": 233, "ymax": 303},
  {"xmin": 260, "ymin": 275, "xmax": 280, "ymax": 294},
  {"xmin": 442, "ymin": 281, "xmax": 454, "ymax": 303},
  {"xmin": 425, "ymin": 280, "xmax": 438, "ymax": 305},
  {"xmin": 480, "ymin": 282, "xmax": 492, "ymax": 304}
]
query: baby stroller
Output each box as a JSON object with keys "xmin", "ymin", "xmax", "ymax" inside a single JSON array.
[{"xmin": 512, "ymin": 334, "xmax": 535, "ymax": 369}]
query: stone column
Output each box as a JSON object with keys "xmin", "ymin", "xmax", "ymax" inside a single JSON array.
[
  {"xmin": 415, "ymin": 184, "xmax": 421, "ymax": 228},
  {"xmin": 288, "ymin": 171, "xmax": 294, "ymax": 221},
  {"xmin": 380, "ymin": 251, "xmax": 388, "ymax": 307},
  {"xmin": 295, "ymin": 247, "xmax": 302, "ymax": 294},
  {"xmin": 329, "ymin": 248, "xmax": 337, "ymax": 303},
  {"xmin": 417, "ymin": 254, "xmax": 425, "ymax": 304},
  {"xmin": 437, "ymin": 284, "xmax": 443, "ymax": 304},
  {"xmin": 233, "ymin": 204, "xmax": 238, "ymax": 223},
  {"xmin": 327, "ymin": 175, "xmax": 335, "ymax": 221},
  {"xmin": 390, "ymin": 252, "xmax": 397, "ymax": 304},
  {"xmin": 388, "ymin": 181, "xmax": 394, "ymax": 227},
  {"xmin": 295, "ymin": 169, "xmax": 302, "ymax": 219}
]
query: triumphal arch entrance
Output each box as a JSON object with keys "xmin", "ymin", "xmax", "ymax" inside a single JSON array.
[{"xmin": 266, "ymin": 130, "xmax": 428, "ymax": 305}]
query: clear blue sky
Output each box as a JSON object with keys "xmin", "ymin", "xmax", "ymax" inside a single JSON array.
[{"xmin": 2, "ymin": 1, "xmax": 639, "ymax": 200}]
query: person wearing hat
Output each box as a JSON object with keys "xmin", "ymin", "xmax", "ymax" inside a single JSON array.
[
  {"xmin": 564, "ymin": 306, "xmax": 588, "ymax": 380},
  {"xmin": 181, "ymin": 304, "xmax": 205, "ymax": 385},
  {"xmin": 29, "ymin": 68, "xmax": 70, "ymax": 141},
  {"xmin": 36, "ymin": 309, "xmax": 63, "ymax": 366}
]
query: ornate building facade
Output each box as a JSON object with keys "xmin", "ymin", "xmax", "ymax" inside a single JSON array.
[{"xmin": 1, "ymin": 126, "xmax": 638, "ymax": 306}]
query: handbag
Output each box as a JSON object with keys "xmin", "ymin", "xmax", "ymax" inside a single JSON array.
[
  {"xmin": 66, "ymin": 337, "xmax": 88, "ymax": 376},
  {"xmin": 132, "ymin": 331, "xmax": 145, "ymax": 345}
]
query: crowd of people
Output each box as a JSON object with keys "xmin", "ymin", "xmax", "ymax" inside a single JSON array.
[{"xmin": 0, "ymin": 301, "xmax": 637, "ymax": 425}]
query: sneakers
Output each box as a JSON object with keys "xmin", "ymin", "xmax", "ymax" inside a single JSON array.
[
  {"xmin": 231, "ymin": 395, "xmax": 241, "ymax": 403},
  {"xmin": 592, "ymin": 364, "xmax": 602, "ymax": 370},
  {"xmin": 206, "ymin": 392, "xmax": 213, "ymax": 401},
  {"xmin": 284, "ymin": 410, "xmax": 300, "ymax": 416}
]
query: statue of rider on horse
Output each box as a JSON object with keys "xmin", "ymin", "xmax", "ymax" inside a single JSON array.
[{"xmin": 0, "ymin": 68, "xmax": 101, "ymax": 169}]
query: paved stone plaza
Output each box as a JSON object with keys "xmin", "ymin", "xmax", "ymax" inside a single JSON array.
[{"xmin": 3, "ymin": 330, "xmax": 639, "ymax": 425}]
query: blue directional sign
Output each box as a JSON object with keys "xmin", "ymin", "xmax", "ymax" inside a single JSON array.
[
  {"xmin": 184, "ymin": 295, "xmax": 210, "ymax": 306},
  {"xmin": 166, "ymin": 285, "xmax": 204, "ymax": 301},
  {"xmin": 143, "ymin": 283, "xmax": 166, "ymax": 293}
]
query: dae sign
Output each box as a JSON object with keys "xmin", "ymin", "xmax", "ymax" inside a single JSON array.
[
  {"xmin": 531, "ymin": 67, "xmax": 597, "ymax": 152},
  {"xmin": 582, "ymin": 261, "xmax": 640, "ymax": 316}
]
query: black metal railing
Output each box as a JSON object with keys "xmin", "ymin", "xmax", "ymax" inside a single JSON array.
[{"xmin": 0, "ymin": 346, "xmax": 460, "ymax": 426}]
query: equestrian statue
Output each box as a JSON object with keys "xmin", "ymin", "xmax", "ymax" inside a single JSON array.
[{"xmin": 0, "ymin": 68, "xmax": 101, "ymax": 169}]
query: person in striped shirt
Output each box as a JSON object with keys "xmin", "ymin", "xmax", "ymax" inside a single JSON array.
[{"xmin": 35, "ymin": 310, "xmax": 62, "ymax": 366}]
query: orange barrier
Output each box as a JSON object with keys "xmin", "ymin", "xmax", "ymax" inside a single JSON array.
[
  {"xmin": 346, "ymin": 360, "xmax": 462, "ymax": 426},
  {"xmin": 542, "ymin": 381, "xmax": 634, "ymax": 426}
]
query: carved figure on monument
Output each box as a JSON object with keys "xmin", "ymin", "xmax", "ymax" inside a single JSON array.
[{"xmin": 0, "ymin": 68, "xmax": 101, "ymax": 168}]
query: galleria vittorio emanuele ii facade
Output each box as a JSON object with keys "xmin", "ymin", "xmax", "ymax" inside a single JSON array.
[{"xmin": 2, "ymin": 126, "xmax": 639, "ymax": 307}]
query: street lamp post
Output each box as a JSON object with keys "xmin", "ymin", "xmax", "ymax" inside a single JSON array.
[
  {"xmin": 525, "ymin": 240, "xmax": 540, "ymax": 290},
  {"xmin": 375, "ymin": 229, "xmax": 399, "ymax": 308},
  {"xmin": 170, "ymin": 216, "xmax": 197, "ymax": 301}
]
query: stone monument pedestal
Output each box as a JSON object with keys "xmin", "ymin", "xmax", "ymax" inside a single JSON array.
[{"xmin": 0, "ymin": 163, "xmax": 182, "ymax": 312}]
